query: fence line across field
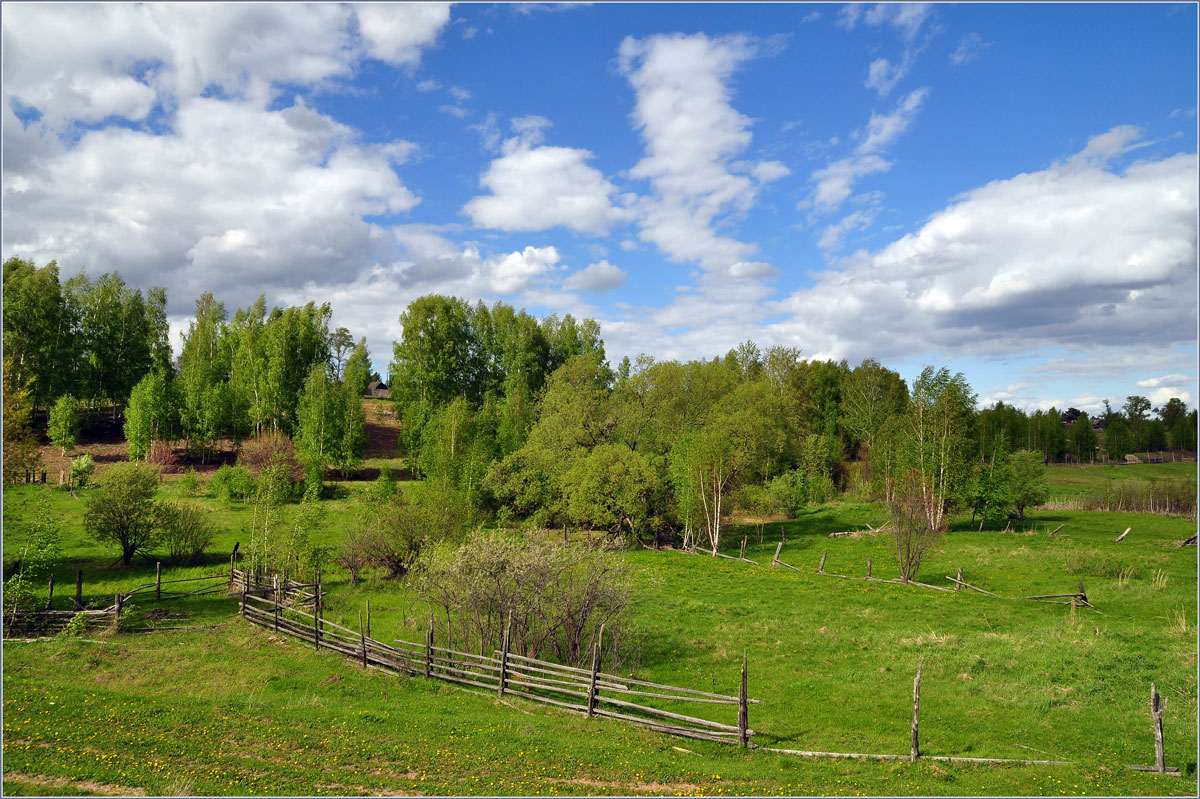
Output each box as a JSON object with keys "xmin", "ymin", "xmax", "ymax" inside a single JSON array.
[{"xmin": 232, "ymin": 567, "xmax": 757, "ymax": 746}]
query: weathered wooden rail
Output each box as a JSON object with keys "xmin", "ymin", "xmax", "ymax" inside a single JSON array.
[{"xmin": 233, "ymin": 568, "xmax": 759, "ymax": 746}]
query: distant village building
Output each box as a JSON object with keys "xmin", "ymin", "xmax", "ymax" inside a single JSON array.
[{"xmin": 367, "ymin": 380, "xmax": 391, "ymax": 398}]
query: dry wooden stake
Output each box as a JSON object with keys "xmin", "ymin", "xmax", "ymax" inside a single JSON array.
[
  {"xmin": 44, "ymin": 575, "xmax": 55, "ymax": 611},
  {"xmin": 75, "ymin": 570, "xmax": 83, "ymax": 609},
  {"xmin": 360, "ymin": 610, "xmax": 368, "ymax": 668},
  {"xmin": 772, "ymin": 540, "xmax": 783, "ymax": 566},
  {"xmin": 738, "ymin": 651, "xmax": 749, "ymax": 748},
  {"xmin": 498, "ymin": 618, "xmax": 511, "ymax": 698},
  {"xmin": 818, "ymin": 551, "xmax": 827, "ymax": 574},
  {"xmin": 955, "ymin": 567, "xmax": 963, "ymax": 592},
  {"xmin": 740, "ymin": 537, "xmax": 746, "ymax": 560},
  {"xmin": 156, "ymin": 562, "xmax": 162, "ymax": 601},
  {"xmin": 910, "ymin": 661, "xmax": 922, "ymax": 762},
  {"xmin": 867, "ymin": 558, "xmax": 872, "ymax": 579},
  {"xmin": 1151, "ymin": 682, "xmax": 1166, "ymax": 773},
  {"xmin": 586, "ymin": 623, "xmax": 604, "ymax": 717},
  {"xmin": 1115, "ymin": 527, "xmax": 1131, "ymax": 543}
]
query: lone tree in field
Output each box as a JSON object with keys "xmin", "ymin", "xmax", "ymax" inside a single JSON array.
[
  {"xmin": 1008, "ymin": 449, "xmax": 1050, "ymax": 520},
  {"xmin": 48, "ymin": 394, "xmax": 82, "ymax": 455},
  {"xmin": 880, "ymin": 366, "xmax": 976, "ymax": 582},
  {"xmin": 84, "ymin": 461, "xmax": 161, "ymax": 566}
]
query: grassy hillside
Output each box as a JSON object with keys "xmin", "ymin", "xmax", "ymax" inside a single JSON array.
[{"xmin": 3, "ymin": 477, "xmax": 1197, "ymax": 796}]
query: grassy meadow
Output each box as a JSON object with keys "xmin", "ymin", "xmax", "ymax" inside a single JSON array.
[{"xmin": 3, "ymin": 459, "xmax": 1198, "ymax": 796}]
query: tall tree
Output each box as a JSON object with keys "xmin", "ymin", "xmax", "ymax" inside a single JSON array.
[{"xmin": 47, "ymin": 394, "xmax": 82, "ymax": 456}]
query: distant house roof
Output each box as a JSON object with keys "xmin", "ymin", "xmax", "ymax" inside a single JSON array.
[
  {"xmin": 367, "ymin": 379, "xmax": 390, "ymax": 398},
  {"xmin": 368, "ymin": 380, "xmax": 387, "ymax": 391}
]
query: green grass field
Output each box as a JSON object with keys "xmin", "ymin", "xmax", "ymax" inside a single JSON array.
[
  {"xmin": 3, "ymin": 479, "xmax": 1197, "ymax": 796},
  {"xmin": 1044, "ymin": 461, "xmax": 1197, "ymax": 501}
]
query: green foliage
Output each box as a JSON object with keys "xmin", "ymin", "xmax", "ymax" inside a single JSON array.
[
  {"xmin": 155, "ymin": 501, "xmax": 216, "ymax": 565},
  {"xmin": 124, "ymin": 371, "xmax": 176, "ymax": 460},
  {"xmin": 84, "ymin": 462, "xmax": 161, "ymax": 566},
  {"xmin": 1068, "ymin": 413, "xmax": 1099, "ymax": 462},
  {"xmin": 69, "ymin": 453, "xmax": 95, "ymax": 488},
  {"xmin": 563, "ymin": 443, "xmax": 659, "ymax": 543},
  {"xmin": 3, "ymin": 356, "xmax": 41, "ymax": 480},
  {"xmin": 209, "ymin": 464, "xmax": 255, "ymax": 504},
  {"xmin": 56, "ymin": 611, "xmax": 89, "ymax": 639},
  {"xmin": 1008, "ymin": 449, "xmax": 1050, "ymax": 519},
  {"xmin": 247, "ymin": 455, "xmax": 292, "ymax": 575},
  {"xmin": 969, "ymin": 446, "xmax": 1014, "ymax": 528},
  {"xmin": 3, "ymin": 494, "xmax": 62, "ymax": 623},
  {"xmin": 285, "ymin": 482, "xmax": 325, "ymax": 576},
  {"xmin": 1104, "ymin": 418, "xmax": 1132, "ymax": 461},
  {"xmin": 48, "ymin": 394, "xmax": 83, "ymax": 455}
]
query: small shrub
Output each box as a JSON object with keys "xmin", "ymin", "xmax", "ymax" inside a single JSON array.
[
  {"xmin": 84, "ymin": 461, "xmax": 161, "ymax": 566},
  {"xmin": 69, "ymin": 453, "xmax": 95, "ymax": 489},
  {"xmin": 176, "ymin": 467, "xmax": 200, "ymax": 497},
  {"xmin": 156, "ymin": 502, "xmax": 216, "ymax": 565},
  {"xmin": 57, "ymin": 612, "xmax": 89, "ymax": 639},
  {"xmin": 238, "ymin": 432, "xmax": 302, "ymax": 482},
  {"xmin": 210, "ymin": 464, "xmax": 255, "ymax": 504}
]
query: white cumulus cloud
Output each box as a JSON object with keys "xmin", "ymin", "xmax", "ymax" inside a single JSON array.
[{"xmin": 563, "ymin": 260, "xmax": 627, "ymax": 294}]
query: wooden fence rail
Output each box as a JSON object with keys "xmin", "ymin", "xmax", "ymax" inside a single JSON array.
[{"xmin": 236, "ymin": 583, "xmax": 757, "ymax": 746}]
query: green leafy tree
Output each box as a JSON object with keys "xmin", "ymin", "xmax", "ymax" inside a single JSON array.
[
  {"xmin": 329, "ymin": 326, "xmax": 355, "ymax": 383},
  {"xmin": 84, "ymin": 462, "xmax": 161, "ymax": 566},
  {"xmin": 841, "ymin": 358, "xmax": 908, "ymax": 462},
  {"xmin": 879, "ymin": 366, "xmax": 976, "ymax": 581},
  {"xmin": 70, "ymin": 453, "xmax": 95, "ymax": 489},
  {"xmin": 969, "ymin": 444, "xmax": 1013, "ymax": 529},
  {"xmin": 1068, "ymin": 413, "xmax": 1099, "ymax": 462},
  {"xmin": 1104, "ymin": 418, "xmax": 1132, "ymax": 462},
  {"xmin": 564, "ymin": 443, "xmax": 659, "ymax": 544},
  {"xmin": 48, "ymin": 394, "xmax": 83, "ymax": 455},
  {"xmin": 124, "ymin": 372, "xmax": 177, "ymax": 460},
  {"xmin": 155, "ymin": 502, "xmax": 216, "ymax": 565},
  {"xmin": 1123, "ymin": 395, "xmax": 1152, "ymax": 452},
  {"xmin": 1008, "ymin": 449, "xmax": 1050, "ymax": 520},
  {"xmin": 2, "ymin": 258, "xmax": 65, "ymax": 410},
  {"xmin": 2, "ymin": 356, "xmax": 41, "ymax": 480},
  {"xmin": 295, "ymin": 363, "xmax": 343, "ymax": 476}
]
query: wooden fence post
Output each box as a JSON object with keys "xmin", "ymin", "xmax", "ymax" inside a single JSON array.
[
  {"xmin": 313, "ymin": 568, "xmax": 320, "ymax": 615},
  {"xmin": 739, "ymin": 651, "xmax": 749, "ymax": 748},
  {"xmin": 740, "ymin": 537, "xmax": 747, "ymax": 560},
  {"xmin": 45, "ymin": 575, "xmax": 55, "ymax": 611},
  {"xmin": 230, "ymin": 552, "xmax": 236, "ymax": 581},
  {"xmin": 360, "ymin": 609, "xmax": 368, "ymax": 668},
  {"xmin": 586, "ymin": 623, "xmax": 604, "ymax": 717},
  {"xmin": 1151, "ymin": 683, "xmax": 1166, "ymax": 773},
  {"xmin": 955, "ymin": 567, "xmax": 963, "ymax": 592},
  {"xmin": 772, "ymin": 540, "xmax": 783, "ymax": 566},
  {"xmin": 818, "ymin": 551, "xmax": 827, "ymax": 574},
  {"xmin": 1077, "ymin": 581, "xmax": 1087, "ymax": 605},
  {"xmin": 910, "ymin": 661, "xmax": 923, "ymax": 762},
  {"xmin": 498, "ymin": 617, "xmax": 512, "ymax": 698},
  {"xmin": 314, "ymin": 597, "xmax": 321, "ymax": 651},
  {"xmin": 425, "ymin": 616, "xmax": 434, "ymax": 679},
  {"xmin": 366, "ymin": 599, "xmax": 371, "ymax": 640},
  {"xmin": 75, "ymin": 570, "xmax": 83, "ymax": 609},
  {"xmin": 273, "ymin": 576, "xmax": 280, "ymax": 633},
  {"xmin": 867, "ymin": 558, "xmax": 872, "ymax": 579},
  {"xmin": 156, "ymin": 562, "xmax": 162, "ymax": 601}
]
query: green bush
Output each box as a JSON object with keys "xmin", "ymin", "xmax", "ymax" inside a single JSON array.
[
  {"xmin": 69, "ymin": 453, "xmax": 95, "ymax": 489},
  {"xmin": 176, "ymin": 467, "xmax": 200, "ymax": 497},
  {"xmin": 210, "ymin": 464, "xmax": 255, "ymax": 504},
  {"xmin": 57, "ymin": 612, "xmax": 89, "ymax": 639},
  {"xmin": 156, "ymin": 502, "xmax": 216, "ymax": 565}
]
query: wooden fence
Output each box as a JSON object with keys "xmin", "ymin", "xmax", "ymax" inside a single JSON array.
[{"xmin": 232, "ymin": 567, "xmax": 758, "ymax": 746}]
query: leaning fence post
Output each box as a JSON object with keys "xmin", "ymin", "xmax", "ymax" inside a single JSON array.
[
  {"xmin": 740, "ymin": 537, "xmax": 747, "ymax": 560},
  {"xmin": 45, "ymin": 574, "xmax": 55, "ymax": 611},
  {"xmin": 1151, "ymin": 683, "xmax": 1166, "ymax": 773},
  {"xmin": 818, "ymin": 551, "xmax": 827, "ymax": 574},
  {"xmin": 360, "ymin": 609, "xmax": 368, "ymax": 668},
  {"xmin": 956, "ymin": 567, "xmax": 963, "ymax": 592},
  {"xmin": 772, "ymin": 540, "xmax": 783, "ymax": 566},
  {"xmin": 911, "ymin": 661, "xmax": 923, "ymax": 762},
  {"xmin": 366, "ymin": 599, "xmax": 371, "ymax": 640},
  {"xmin": 498, "ymin": 616, "xmax": 512, "ymax": 698},
  {"xmin": 867, "ymin": 557, "xmax": 872, "ymax": 579},
  {"xmin": 586, "ymin": 623, "xmax": 604, "ymax": 717},
  {"xmin": 75, "ymin": 570, "xmax": 83, "ymax": 609},
  {"xmin": 1077, "ymin": 581, "xmax": 1087, "ymax": 606},
  {"xmin": 739, "ymin": 651, "xmax": 749, "ymax": 748},
  {"xmin": 314, "ymin": 597, "xmax": 321, "ymax": 651},
  {"xmin": 156, "ymin": 562, "xmax": 162, "ymax": 601},
  {"xmin": 230, "ymin": 552, "xmax": 236, "ymax": 581},
  {"xmin": 273, "ymin": 576, "xmax": 280, "ymax": 633}
]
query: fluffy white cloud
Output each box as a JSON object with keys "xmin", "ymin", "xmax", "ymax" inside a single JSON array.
[
  {"xmin": 3, "ymin": 96, "xmax": 418, "ymax": 305},
  {"xmin": 811, "ymin": 88, "xmax": 928, "ymax": 213},
  {"xmin": 774, "ymin": 132, "xmax": 1198, "ymax": 366},
  {"xmin": 818, "ymin": 210, "xmax": 877, "ymax": 251},
  {"xmin": 1148, "ymin": 387, "xmax": 1192, "ymax": 406},
  {"xmin": 617, "ymin": 33, "xmax": 781, "ymax": 278},
  {"xmin": 353, "ymin": 3, "xmax": 451, "ymax": 66},
  {"xmin": 1, "ymin": 3, "xmax": 450, "ymax": 129},
  {"xmin": 463, "ymin": 122, "xmax": 631, "ymax": 234},
  {"xmin": 564, "ymin": 260, "xmax": 626, "ymax": 293}
]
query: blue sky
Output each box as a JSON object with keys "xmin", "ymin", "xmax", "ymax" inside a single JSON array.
[{"xmin": 3, "ymin": 2, "xmax": 1197, "ymax": 415}]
